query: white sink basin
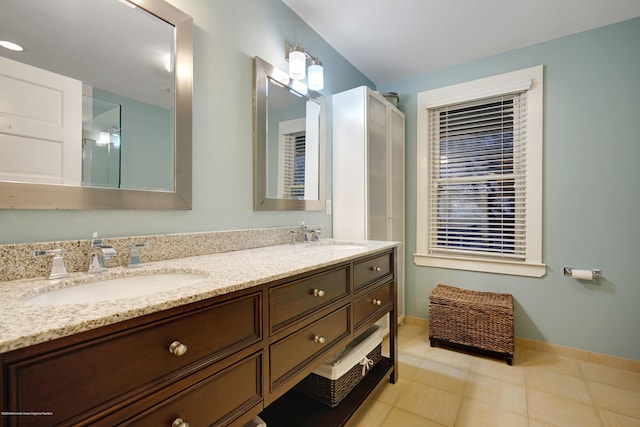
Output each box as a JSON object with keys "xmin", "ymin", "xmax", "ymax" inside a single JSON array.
[
  {"xmin": 299, "ymin": 243, "xmax": 368, "ymax": 253},
  {"xmin": 325, "ymin": 244, "xmax": 367, "ymax": 250},
  {"xmin": 307, "ymin": 242, "xmax": 368, "ymax": 250},
  {"xmin": 23, "ymin": 272, "xmax": 207, "ymax": 305}
]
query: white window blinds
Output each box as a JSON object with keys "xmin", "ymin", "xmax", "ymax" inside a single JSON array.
[
  {"xmin": 428, "ymin": 91, "xmax": 527, "ymax": 260},
  {"xmin": 281, "ymin": 132, "xmax": 306, "ymax": 199}
]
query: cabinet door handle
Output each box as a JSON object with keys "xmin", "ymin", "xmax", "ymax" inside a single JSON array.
[
  {"xmin": 172, "ymin": 418, "xmax": 189, "ymax": 427},
  {"xmin": 314, "ymin": 335, "xmax": 326, "ymax": 344},
  {"xmin": 169, "ymin": 340, "xmax": 188, "ymax": 356},
  {"xmin": 370, "ymin": 266, "xmax": 382, "ymax": 272},
  {"xmin": 313, "ymin": 288, "xmax": 325, "ymax": 297},
  {"xmin": 371, "ymin": 299, "xmax": 382, "ymax": 306}
]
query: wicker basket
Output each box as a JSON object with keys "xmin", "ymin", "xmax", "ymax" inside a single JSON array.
[
  {"xmin": 294, "ymin": 345, "xmax": 382, "ymax": 407},
  {"xmin": 294, "ymin": 325, "xmax": 383, "ymax": 407},
  {"xmin": 428, "ymin": 284, "xmax": 514, "ymax": 365}
]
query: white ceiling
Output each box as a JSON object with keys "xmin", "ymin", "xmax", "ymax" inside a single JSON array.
[
  {"xmin": 282, "ymin": 0, "xmax": 640, "ymax": 85},
  {"xmin": 0, "ymin": 0, "xmax": 174, "ymax": 108}
]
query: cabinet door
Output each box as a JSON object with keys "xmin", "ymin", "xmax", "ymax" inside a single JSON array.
[
  {"xmin": 389, "ymin": 108, "xmax": 405, "ymax": 242},
  {"xmin": 366, "ymin": 94, "xmax": 388, "ymax": 241},
  {"xmin": 389, "ymin": 108, "xmax": 405, "ymax": 318}
]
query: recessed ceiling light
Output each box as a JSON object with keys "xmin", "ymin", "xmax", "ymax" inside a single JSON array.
[{"xmin": 0, "ymin": 40, "xmax": 24, "ymax": 52}]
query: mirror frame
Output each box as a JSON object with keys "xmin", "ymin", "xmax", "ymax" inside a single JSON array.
[
  {"xmin": 0, "ymin": 0, "xmax": 193, "ymax": 210},
  {"xmin": 253, "ymin": 56, "xmax": 325, "ymax": 211}
]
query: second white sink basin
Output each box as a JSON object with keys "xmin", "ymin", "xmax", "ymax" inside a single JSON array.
[
  {"xmin": 325, "ymin": 244, "xmax": 367, "ymax": 250},
  {"xmin": 23, "ymin": 272, "xmax": 207, "ymax": 306},
  {"xmin": 311, "ymin": 243, "xmax": 368, "ymax": 252}
]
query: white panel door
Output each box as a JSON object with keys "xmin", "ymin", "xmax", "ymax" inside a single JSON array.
[{"xmin": 0, "ymin": 56, "xmax": 82, "ymax": 185}]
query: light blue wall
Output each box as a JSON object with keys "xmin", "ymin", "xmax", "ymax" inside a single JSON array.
[
  {"xmin": 93, "ymin": 88, "xmax": 174, "ymax": 191},
  {"xmin": 0, "ymin": 0, "xmax": 373, "ymax": 244},
  {"xmin": 378, "ymin": 17, "xmax": 640, "ymax": 360}
]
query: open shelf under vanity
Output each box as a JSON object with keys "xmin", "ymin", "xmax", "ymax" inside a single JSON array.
[{"xmin": 260, "ymin": 357, "xmax": 393, "ymax": 427}]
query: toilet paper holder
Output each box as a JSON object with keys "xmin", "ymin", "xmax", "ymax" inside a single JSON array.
[{"xmin": 563, "ymin": 267, "xmax": 603, "ymax": 279}]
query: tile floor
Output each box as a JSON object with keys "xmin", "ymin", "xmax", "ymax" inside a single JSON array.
[{"xmin": 347, "ymin": 324, "xmax": 640, "ymax": 427}]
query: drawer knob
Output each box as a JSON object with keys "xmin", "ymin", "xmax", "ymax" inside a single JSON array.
[
  {"xmin": 314, "ymin": 335, "xmax": 326, "ymax": 344},
  {"xmin": 172, "ymin": 418, "xmax": 189, "ymax": 427},
  {"xmin": 371, "ymin": 299, "xmax": 382, "ymax": 306},
  {"xmin": 370, "ymin": 266, "xmax": 382, "ymax": 272},
  {"xmin": 169, "ymin": 340, "xmax": 188, "ymax": 356},
  {"xmin": 313, "ymin": 288, "xmax": 325, "ymax": 297}
]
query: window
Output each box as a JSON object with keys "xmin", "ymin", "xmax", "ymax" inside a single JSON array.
[
  {"xmin": 279, "ymin": 131, "xmax": 306, "ymax": 199},
  {"xmin": 415, "ymin": 66, "xmax": 545, "ymax": 277}
]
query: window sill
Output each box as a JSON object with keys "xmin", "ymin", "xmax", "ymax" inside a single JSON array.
[{"xmin": 413, "ymin": 253, "xmax": 546, "ymax": 277}]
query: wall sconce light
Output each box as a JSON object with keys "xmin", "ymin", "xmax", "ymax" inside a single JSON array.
[
  {"xmin": 307, "ymin": 58, "xmax": 324, "ymax": 91},
  {"xmin": 288, "ymin": 43, "xmax": 306, "ymax": 80},
  {"xmin": 286, "ymin": 41, "xmax": 324, "ymax": 91}
]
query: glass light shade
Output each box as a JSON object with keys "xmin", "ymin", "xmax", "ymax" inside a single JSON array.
[
  {"xmin": 291, "ymin": 79, "xmax": 308, "ymax": 95},
  {"xmin": 288, "ymin": 49, "xmax": 306, "ymax": 80},
  {"xmin": 308, "ymin": 62, "xmax": 324, "ymax": 91}
]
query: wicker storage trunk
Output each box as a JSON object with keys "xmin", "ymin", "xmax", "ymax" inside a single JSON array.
[
  {"xmin": 428, "ymin": 284, "xmax": 514, "ymax": 365},
  {"xmin": 294, "ymin": 325, "xmax": 383, "ymax": 407}
]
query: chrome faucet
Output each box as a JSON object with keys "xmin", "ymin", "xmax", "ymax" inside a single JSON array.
[
  {"xmin": 88, "ymin": 232, "xmax": 117, "ymax": 274},
  {"xmin": 127, "ymin": 242, "xmax": 149, "ymax": 268},
  {"xmin": 306, "ymin": 228, "xmax": 322, "ymax": 242},
  {"xmin": 301, "ymin": 222, "xmax": 322, "ymax": 242},
  {"xmin": 33, "ymin": 249, "xmax": 69, "ymax": 280}
]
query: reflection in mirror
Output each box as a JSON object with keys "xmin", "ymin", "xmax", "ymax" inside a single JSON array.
[
  {"xmin": 82, "ymin": 98, "xmax": 122, "ymax": 188},
  {"xmin": 254, "ymin": 57, "xmax": 325, "ymax": 211},
  {"xmin": 0, "ymin": 0, "xmax": 192, "ymax": 209}
]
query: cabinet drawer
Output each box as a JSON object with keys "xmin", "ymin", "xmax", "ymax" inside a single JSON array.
[
  {"xmin": 269, "ymin": 266, "xmax": 349, "ymax": 334},
  {"xmin": 126, "ymin": 352, "xmax": 262, "ymax": 427},
  {"xmin": 270, "ymin": 306, "xmax": 350, "ymax": 391},
  {"xmin": 5, "ymin": 293, "xmax": 262, "ymax": 426},
  {"xmin": 353, "ymin": 281, "xmax": 393, "ymax": 329},
  {"xmin": 353, "ymin": 251, "xmax": 392, "ymax": 290}
]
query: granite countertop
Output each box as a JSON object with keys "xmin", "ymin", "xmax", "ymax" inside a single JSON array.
[{"xmin": 0, "ymin": 240, "xmax": 397, "ymax": 354}]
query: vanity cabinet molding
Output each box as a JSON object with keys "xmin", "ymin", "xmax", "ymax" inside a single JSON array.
[
  {"xmin": 333, "ymin": 87, "xmax": 406, "ymax": 322},
  {"xmin": 0, "ymin": 248, "xmax": 398, "ymax": 427}
]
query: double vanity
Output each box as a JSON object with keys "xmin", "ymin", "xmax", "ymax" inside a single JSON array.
[{"xmin": 0, "ymin": 241, "xmax": 398, "ymax": 427}]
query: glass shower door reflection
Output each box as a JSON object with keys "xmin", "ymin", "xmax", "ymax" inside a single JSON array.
[{"xmin": 82, "ymin": 98, "xmax": 121, "ymax": 188}]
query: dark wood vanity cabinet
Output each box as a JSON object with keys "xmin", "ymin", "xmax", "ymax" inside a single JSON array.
[
  {"xmin": 1, "ymin": 292, "xmax": 263, "ymax": 427},
  {"xmin": 0, "ymin": 247, "xmax": 397, "ymax": 427}
]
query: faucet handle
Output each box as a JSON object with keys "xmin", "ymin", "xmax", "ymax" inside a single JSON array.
[
  {"xmin": 127, "ymin": 242, "xmax": 149, "ymax": 268},
  {"xmin": 91, "ymin": 231, "xmax": 101, "ymax": 246},
  {"xmin": 33, "ymin": 249, "xmax": 70, "ymax": 280}
]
